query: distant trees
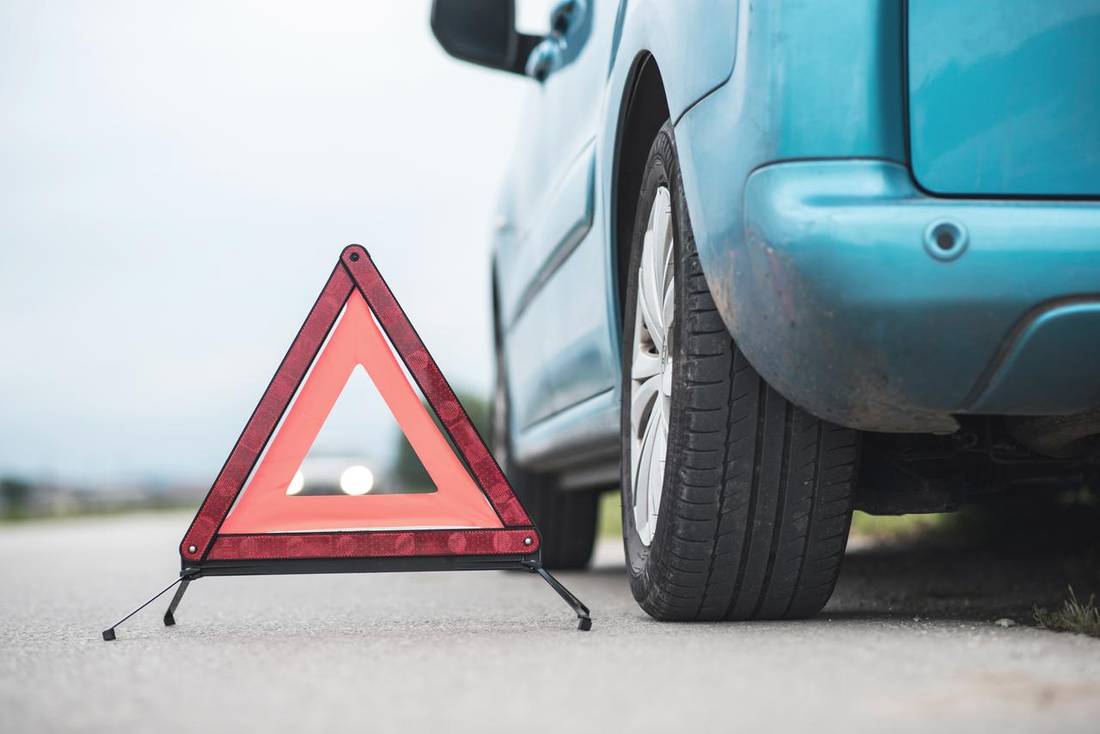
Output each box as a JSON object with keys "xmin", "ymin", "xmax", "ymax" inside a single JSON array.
[
  {"xmin": 391, "ymin": 390, "xmax": 490, "ymax": 490},
  {"xmin": 0, "ymin": 477, "xmax": 31, "ymax": 519}
]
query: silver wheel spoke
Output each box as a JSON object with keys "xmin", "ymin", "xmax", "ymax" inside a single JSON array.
[
  {"xmin": 631, "ymin": 348, "xmax": 662, "ymax": 381},
  {"xmin": 631, "ymin": 373, "xmax": 660, "ymax": 435},
  {"xmin": 630, "ymin": 185, "xmax": 675, "ymax": 547},
  {"xmin": 648, "ymin": 405, "xmax": 668, "ymax": 523},
  {"xmin": 639, "ymin": 267, "xmax": 665, "ymax": 354},
  {"xmin": 661, "ymin": 276, "xmax": 675, "ymax": 339},
  {"xmin": 651, "ymin": 190, "xmax": 671, "ymax": 254},
  {"xmin": 633, "ymin": 411, "xmax": 657, "ymax": 534}
]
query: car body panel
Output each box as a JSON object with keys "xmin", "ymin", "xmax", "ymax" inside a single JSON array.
[
  {"xmin": 908, "ymin": 0, "xmax": 1100, "ymax": 197},
  {"xmin": 674, "ymin": 0, "xmax": 907, "ymax": 302},
  {"xmin": 609, "ymin": 0, "xmax": 740, "ymax": 122},
  {"xmin": 969, "ymin": 301, "xmax": 1100, "ymax": 414},
  {"xmin": 506, "ymin": 213, "xmax": 616, "ymax": 430},
  {"xmin": 500, "ymin": 0, "xmax": 741, "ymax": 469},
  {"xmin": 490, "ymin": 0, "xmax": 1100, "ymax": 476},
  {"xmin": 739, "ymin": 159, "xmax": 1100, "ymax": 431},
  {"xmin": 495, "ymin": 2, "xmax": 616, "ymax": 437},
  {"xmin": 498, "ymin": 143, "xmax": 595, "ymax": 329}
]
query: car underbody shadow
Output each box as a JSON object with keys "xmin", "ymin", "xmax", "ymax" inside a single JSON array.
[{"xmin": 826, "ymin": 496, "xmax": 1100, "ymax": 625}]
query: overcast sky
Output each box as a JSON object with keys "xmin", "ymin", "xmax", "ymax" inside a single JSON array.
[{"xmin": 0, "ymin": 1, "xmax": 544, "ymax": 486}]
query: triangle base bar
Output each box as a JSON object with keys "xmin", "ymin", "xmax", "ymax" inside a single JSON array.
[
  {"xmin": 100, "ymin": 556, "xmax": 592, "ymax": 639},
  {"xmin": 205, "ymin": 528, "xmax": 538, "ymax": 561}
]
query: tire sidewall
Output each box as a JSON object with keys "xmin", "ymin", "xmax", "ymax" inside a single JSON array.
[{"xmin": 620, "ymin": 125, "xmax": 690, "ymax": 601}]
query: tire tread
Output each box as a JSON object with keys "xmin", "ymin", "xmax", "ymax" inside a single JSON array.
[{"xmin": 624, "ymin": 123, "xmax": 859, "ymax": 621}]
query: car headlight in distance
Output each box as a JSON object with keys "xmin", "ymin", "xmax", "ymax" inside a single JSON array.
[
  {"xmin": 286, "ymin": 470, "xmax": 305, "ymax": 496},
  {"xmin": 339, "ymin": 465, "xmax": 375, "ymax": 496}
]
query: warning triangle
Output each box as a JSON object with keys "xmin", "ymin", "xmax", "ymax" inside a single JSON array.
[{"xmin": 179, "ymin": 246, "xmax": 538, "ymax": 564}]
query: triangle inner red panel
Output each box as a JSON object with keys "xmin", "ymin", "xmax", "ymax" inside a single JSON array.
[
  {"xmin": 179, "ymin": 246, "xmax": 537, "ymax": 563},
  {"xmin": 220, "ymin": 290, "xmax": 501, "ymax": 533}
]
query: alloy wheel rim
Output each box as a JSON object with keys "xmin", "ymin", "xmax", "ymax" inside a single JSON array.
[{"xmin": 629, "ymin": 185, "xmax": 674, "ymax": 547}]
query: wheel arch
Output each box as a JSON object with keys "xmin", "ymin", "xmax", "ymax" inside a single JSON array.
[{"xmin": 611, "ymin": 52, "xmax": 671, "ymax": 329}]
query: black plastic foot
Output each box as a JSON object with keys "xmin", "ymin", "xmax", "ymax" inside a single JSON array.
[
  {"xmin": 102, "ymin": 628, "xmax": 116, "ymax": 642},
  {"xmin": 163, "ymin": 577, "xmax": 191, "ymax": 627},
  {"xmin": 525, "ymin": 561, "xmax": 592, "ymax": 631}
]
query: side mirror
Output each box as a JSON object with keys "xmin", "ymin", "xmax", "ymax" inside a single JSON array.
[{"xmin": 430, "ymin": 0, "xmax": 541, "ymax": 76}]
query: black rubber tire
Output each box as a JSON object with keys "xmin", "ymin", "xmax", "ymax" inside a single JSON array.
[
  {"xmin": 491, "ymin": 304, "xmax": 599, "ymax": 570},
  {"xmin": 620, "ymin": 123, "xmax": 861, "ymax": 621}
]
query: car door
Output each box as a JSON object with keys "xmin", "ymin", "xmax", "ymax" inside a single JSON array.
[{"xmin": 496, "ymin": 0, "xmax": 619, "ymax": 437}]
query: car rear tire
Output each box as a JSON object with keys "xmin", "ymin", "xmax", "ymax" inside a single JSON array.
[
  {"xmin": 620, "ymin": 123, "xmax": 861, "ymax": 620},
  {"xmin": 508, "ymin": 468, "xmax": 598, "ymax": 570},
  {"xmin": 491, "ymin": 311, "xmax": 598, "ymax": 570}
]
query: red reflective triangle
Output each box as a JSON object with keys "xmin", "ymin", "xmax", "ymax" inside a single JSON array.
[{"xmin": 180, "ymin": 246, "xmax": 538, "ymax": 563}]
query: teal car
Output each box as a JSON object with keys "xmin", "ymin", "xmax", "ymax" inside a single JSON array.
[{"xmin": 432, "ymin": 0, "xmax": 1100, "ymax": 621}]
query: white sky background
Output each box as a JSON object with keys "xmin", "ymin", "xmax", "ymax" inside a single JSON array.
[{"xmin": 0, "ymin": 1, "xmax": 550, "ymax": 486}]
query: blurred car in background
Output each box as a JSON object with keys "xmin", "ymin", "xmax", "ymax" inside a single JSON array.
[
  {"xmin": 288, "ymin": 454, "xmax": 429, "ymax": 496},
  {"xmin": 433, "ymin": 0, "xmax": 1100, "ymax": 621}
]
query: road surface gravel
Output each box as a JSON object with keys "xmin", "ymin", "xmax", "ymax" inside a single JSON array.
[{"xmin": 1, "ymin": 512, "xmax": 1098, "ymax": 733}]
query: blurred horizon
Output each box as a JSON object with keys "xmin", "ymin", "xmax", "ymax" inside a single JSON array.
[{"xmin": 0, "ymin": 1, "xmax": 539, "ymax": 490}]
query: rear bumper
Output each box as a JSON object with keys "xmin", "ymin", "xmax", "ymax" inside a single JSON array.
[{"xmin": 733, "ymin": 160, "xmax": 1100, "ymax": 432}]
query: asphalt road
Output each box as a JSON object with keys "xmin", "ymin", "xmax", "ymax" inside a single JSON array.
[{"xmin": 2, "ymin": 510, "xmax": 1099, "ymax": 734}]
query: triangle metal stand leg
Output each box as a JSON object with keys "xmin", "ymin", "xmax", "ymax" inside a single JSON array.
[
  {"xmin": 101, "ymin": 572, "xmax": 199, "ymax": 641},
  {"xmin": 524, "ymin": 561, "xmax": 592, "ymax": 631},
  {"xmin": 162, "ymin": 576, "xmax": 193, "ymax": 627}
]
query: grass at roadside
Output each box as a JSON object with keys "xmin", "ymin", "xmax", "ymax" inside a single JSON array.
[
  {"xmin": 598, "ymin": 491, "xmax": 622, "ymax": 538},
  {"xmin": 1034, "ymin": 587, "xmax": 1100, "ymax": 638},
  {"xmin": 849, "ymin": 511, "xmax": 949, "ymax": 542}
]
